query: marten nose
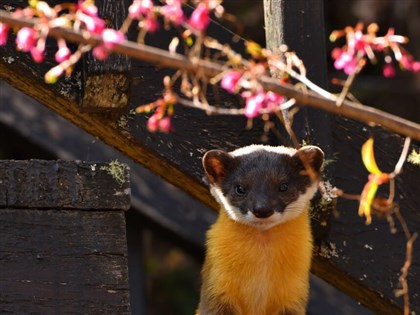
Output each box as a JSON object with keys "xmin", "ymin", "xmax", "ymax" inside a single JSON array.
[{"xmin": 252, "ymin": 205, "xmax": 274, "ymax": 218}]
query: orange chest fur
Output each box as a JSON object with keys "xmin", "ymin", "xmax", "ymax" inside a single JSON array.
[{"xmin": 202, "ymin": 210, "xmax": 313, "ymax": 315}]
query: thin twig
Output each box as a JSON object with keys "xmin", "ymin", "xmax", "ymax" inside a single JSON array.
[
  {"xmin": 393, "ymin": 205, "xmax": 417, "ymax": 315},
  {"xmin": 336, "ymin": 57, "xmax": 366, "ymax": 106},
  {"xmin": 391, "ymin": 137, "xmax": 412, "ymax": 177}
]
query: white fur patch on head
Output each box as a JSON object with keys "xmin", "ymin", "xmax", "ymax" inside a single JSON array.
[
  {"xmin": 208, "ymin": 144, "xmax": 320, "ymax": 230},
  {"xmin": 230, "ymin": 144, "xmax": 297, "ymax": 157},
  {"xmin": 209, "ymin": 186, "xmax": 243, "ymax": 221},
  {"xmin": 210, "ymin": 181, "xmax": 318, "ymax": 230},
  {"xmin": 281, "ymin": 182, "xmax": 318, "ymax": 222}
]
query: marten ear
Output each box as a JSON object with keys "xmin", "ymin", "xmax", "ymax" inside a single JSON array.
[
  {"xmin": 202, "ymin": 150, "xmax": 236, "ymax": 186},
  {"xmin": 294, "ymin": 145, "xmax": 324, "ymax": 176}
]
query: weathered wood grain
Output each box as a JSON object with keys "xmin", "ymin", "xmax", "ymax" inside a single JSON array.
[
  {"xmin": 0, "ymin": 209, "xmax": 130, "ymax": 314},
  {"xmin": 0, "ymin": 157, "xmax": 131, "ymax": 314},
  {"xmin": 0, "ymin": 160, "xmax": 130, "ymax": 210},
  {"xmin": 81, "ymin": 0, "xmax": 132, "ymax": 112}
]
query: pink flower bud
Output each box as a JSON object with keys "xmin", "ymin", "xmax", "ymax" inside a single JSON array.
[
  {"xmin": 400, "ymin": 54, "xmax": 412, "ymax": 70},
  {"xmin": 343, "ymin": 58, "xmax": 358, "ymax": 75},
  {"xmin": 242, "ymin": 92, "xmax": 265, "ymax": 118},
  {"xmin": 158, "ymin": 117, "xmax": 172, "ymax": 133},
  {"xmin": 265, "ymin": 91, "xmax": 285, "ymax": 110},
  {"xmin": 400, "ymin": 54, "xmax": 420, "ymax": 72},
  {"xmin": 333, "ymin": 51, "xmax": 352, "ymax": 70},
  {"xmin": 44, "ymin": 66, "xmax": 64, "ymax": 84},
  {"xmin": 331, "ymin": 47, "xmax": 342, "ymax": 59},
  {"xmin": 129, "ymin": 0, "xmax": 153, "ymax": 19},
  {"xmin": 83, "ymin": 15, "xmax": 106, "ymax": 34},
  {"xmin": 221, "ymin": 71, "xmax": 242, "ymax": 93},
  {"xmin": 78, "ymin": 0, "xmax": 98, "ymax": 17},
  {"xmin": 30, "ymin": 46, "xmax": 44, "ymax": 63},
  {"xmin": 189, "ymin": 4, "xmax": 210, "ymax": 32},
  {"xmin": 143, "ymin": 15, "xmax": 159, "ymax": 33},
  {"xmin": 161, "ymin": 3, "xmax": 185, "ymax": 26},
  {"xmin": 55, "ymin": 45, "xmax": 71, "ymax": 63},
  {"xmin": 411, "ymin": 61, "xmax": 420, "ymax": 72},
  {"xmin": 0, "ymin": 23, "xmax": 9, "ymax": 46},
  {"xmin": 102, "ymin": 29, "xmax": 125, "ymax": 49},
  {"xmin": 382, "ymin": 63, "xmax": 395, "ymax": 78},
  {"xmin": 92, "ymin": 45, "xmax": 109, "ymax": 60},
  {"xmin": 147, "ymin": 114, "xmax": 159, "ymax": 132},
  {"xmin": 16, "ymin": 27, "xmax": 37, "ymax": 52}
]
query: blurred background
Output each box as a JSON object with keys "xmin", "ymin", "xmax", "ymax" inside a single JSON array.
[{"xmin": 1, "ymin": 0, "xmax": 419, "ymax": 314}]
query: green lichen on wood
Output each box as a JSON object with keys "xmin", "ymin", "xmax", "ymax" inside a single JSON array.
[
  {"xmin": 100, "ymin": 160, "xmax": 128, "ymax": 186},
  {"xmin": 407, "ymin": 149, "xmax": 420, "ymax": 166}
]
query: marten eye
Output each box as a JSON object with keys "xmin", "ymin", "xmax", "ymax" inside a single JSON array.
[
  {"xmin": 235, "ymin": 185, "xmax": 246, "ymax": 196},
  {"xmin": 279, "ymin": 183, "xmax": 288, "ymax": 192}
]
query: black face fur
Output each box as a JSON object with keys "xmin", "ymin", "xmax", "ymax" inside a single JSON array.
[{"xmin": 203, "ymin": 146, "xmax": 324, "ymax": 225}]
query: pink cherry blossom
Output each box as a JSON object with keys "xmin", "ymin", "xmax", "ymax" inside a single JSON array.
[
  {"xmin": 129, "ymin": 0, "xmax": 154, "ymax": 19},
  {"xmin": 158, "ymin": 116, "xmax": 172, "ymax": 133},
  {"xmin": 78, "ymin": 0, "xmax": 98, "ymax": 17},
  {"xmin": 265, "ymin": 91, "xmax": 285, "ymax": 110},
  {"xmin": 83, "ymin": 15, "xmax": 106, "ymax": 34},
  {"xmin": 92, "ymin": 45, "xmax": 109, "ymax": 60},
  {"xmin": 0, "ymin": 23, "xmax": 9, "ymax": 46},
  {"xmin": 333, "ymin": 50, "xmax": 358, "ymax": 75},
  {"xmin": 347, "ymin": 29, "xmax": 366, "ymax": 53},
  {"xmin": 382, "ymin": 63, "xmax": 395, "ymax": 78},
  {"xmin": 30, "ymin": 46, "xmax": 44, "ymax": 63},
  {"xmin": 189, "ymin": 4, "xmax": 210, "ymax": 32},
  {"xmin": 221, "ymin": 71, "xmax": 242, "ymax": 93},
  {"xmin": 55, "ymin": 44, "xmax": 72, "ymax": 63},
  {"xmin": 411, "ymin": 61, "xmax": 420, "ymax": 72},
  {"xmin": 400, "ymin": 54, "xmax": 420, "ymax": 72},
  {"xmin": 242, "ymin": 91, "xmax": 265, "ymax": 118},
  {"xmin": 102, "ymin": 29, "xmax": 125, "ymax": 49},
  {"xmin": 16, "ymin": 27, "xmax": 37, "ymax": 52},
  {"xmin": 143, "ymin": 15, "xmax": 159, "ymax": 32},
  {"xmin": 147, "ymin": 114, "xmax": 159, "ymax": 132},
  {"xmin": 161, "ymin": 3, "xmax": 184, "ymax": 26},
  {"xmin": 331, "ymin": 23, "xmax": 419, "ymax": 77}
]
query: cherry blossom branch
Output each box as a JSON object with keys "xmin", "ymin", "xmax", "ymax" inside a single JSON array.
[
  {"xmin": 1, "ymin": 11, "xmax": 420, "ymax": 141},
  {"xmin": 177, "ymin": 96, "xmax": 296, "ymax": 115}
]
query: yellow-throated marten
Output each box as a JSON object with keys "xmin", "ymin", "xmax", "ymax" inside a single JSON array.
[{"xmin": 196, "ymin": 145, "xmax": 324, "ymax": 315}]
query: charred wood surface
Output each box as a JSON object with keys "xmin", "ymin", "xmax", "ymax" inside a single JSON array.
[{"xmin": 0, "ymin": 160, "xmax": 130, "ymax": 314}]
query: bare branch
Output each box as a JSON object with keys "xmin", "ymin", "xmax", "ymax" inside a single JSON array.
[
  {"xmin": 391, "ymin": 137, "xmax": 412, "ymax": 177},
  {"xmin": 1, "ymin": 11, "xmax": 420, "ymax": 140}
]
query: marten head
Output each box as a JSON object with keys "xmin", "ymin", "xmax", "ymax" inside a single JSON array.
[{"xmin": 202, "ymin": 145, "xmax": 324, "ymax": 230}]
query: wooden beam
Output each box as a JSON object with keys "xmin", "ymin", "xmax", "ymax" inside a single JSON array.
[
  {"xmin": 0, "ymin": 159, "xmax": 130, "ymax": 314},
  {"xmin": 0, "ymin": 160, "xmax": 130, "ymax": 210},
  {"xmin": 81, "ymin": 0, "xmax": 131, "ymax": 112}
]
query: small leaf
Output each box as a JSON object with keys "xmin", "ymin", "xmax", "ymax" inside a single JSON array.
[
  {"xmin": 361, "ymin": 137, "xmax": 382, "ymax": 175},
  {"xmin": 358, "ymin": 173, "xmax": 389, "ymax": 225},
  {"xmin": 358, "ymin": 179, "xmax": 379, "ymax": 225}
]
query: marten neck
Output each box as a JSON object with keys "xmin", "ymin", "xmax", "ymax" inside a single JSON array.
[{"xmin": 212, "ymin": 205, "xmax": 311, "ymax": 245}]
